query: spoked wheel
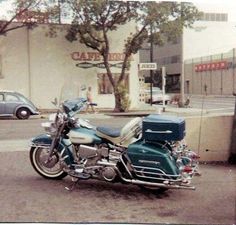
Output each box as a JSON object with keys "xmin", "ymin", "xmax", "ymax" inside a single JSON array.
[{"xmin": 30, "ymin": 147, "xmax": 67, "ymax": 179}]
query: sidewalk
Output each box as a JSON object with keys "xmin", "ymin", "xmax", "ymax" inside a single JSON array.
[
  {"xmin": 36, "ymin": 105, "xmax": 233, "ymax": 120},
  {"xmin": 105, "ymin": 106, "xmax": 207, "ymax": 117},
  {"xmin": 0, "ymin": 139, "xmax": 29, "ymax": 152},
  {"xmin": 37, "ymin": 103, "xmax": 209, "ymax": 119}
]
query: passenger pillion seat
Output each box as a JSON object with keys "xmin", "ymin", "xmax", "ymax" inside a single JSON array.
[{"xmin": 96, "ymin": 117, "xmax": 142, "ymax": 147}]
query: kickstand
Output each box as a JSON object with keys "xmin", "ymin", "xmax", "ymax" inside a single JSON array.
[{"xmin": 65, "ymin": 177, "xmax": 79, "ymax": 191}]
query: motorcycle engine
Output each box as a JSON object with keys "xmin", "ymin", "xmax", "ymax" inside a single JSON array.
[
  {"xmin": 101, "ymin": 167, "xmax": 117, "ymax": 181},
  {"xmin": 77, "ymin": 144, "xmax": 109, "ymax": 166},
  {"xmin": 77, "ymin": 144, "xmax": 120, "ymax": 181}
]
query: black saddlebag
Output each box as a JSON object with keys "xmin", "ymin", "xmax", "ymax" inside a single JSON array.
[{"xmin": 142, "ymin": 114, "xmax": 185, "ymax": 142}]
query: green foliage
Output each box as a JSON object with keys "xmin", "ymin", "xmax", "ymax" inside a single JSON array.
[
  {"xmin": 65, "ymin": 0, "xmax": 201, "ymax": 56},
  {"xmin": 0, "ymin": 0, "xmax": 61, "ymax": 35},
  {"xmin": 117, "ymin": 83, "xmax": 130, "ymax": 112},
  {"xmin": 64, "ymin": 0, "xmax": 201, "ymax": 111}
]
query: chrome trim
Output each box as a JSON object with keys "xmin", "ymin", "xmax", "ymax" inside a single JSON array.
[
  {"xmin": 120, "ymin": 156, "xmax": 133, "ymax": 178},
  {"xmin": 30, "ymin": 143, "xmax": 50, "ymax": 148},
  {"xmin": 134, "ymin": 173, "xmax": 183, "ymax": 182},
  {"xmin": 145, "ymin": 129, "xmax": 172, "ymax": 134},
  {"xmin": 138, "ymin": 160, "xmax": 160, "ymax": 165},
  {"xmin": 61, "ymin": 155, "xmax": 69, "ymax": 161},
  {"xmin": 97, "ymin": 160, "xmax": 116, "ymax": 167},
  {"xmin": 115, "ymin": 167, "xmax": 195, "ymax": 190},
  {"xmin": 60, "ymin": 147, "xmax": 66, "ymax": 157},
  {"xmin": 132, "ymin": 165, "xmax": 181, "ymax": 178}
]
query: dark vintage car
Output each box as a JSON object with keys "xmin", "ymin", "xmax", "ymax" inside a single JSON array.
[{"xmin": 0, "ymin": 91, "xmax": 39, "ymax": 119}]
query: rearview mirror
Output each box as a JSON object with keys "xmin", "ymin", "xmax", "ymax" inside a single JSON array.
[{"xmin": 51, "ymin": 97, "xmax": 58, "ymax": 107}]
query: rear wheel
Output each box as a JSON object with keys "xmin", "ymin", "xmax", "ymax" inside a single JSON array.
[
  {"xmin": 139, "ymin": 185, "xmax": 168, "ymax": 194},
  {"xmin": 16, "ymin": 107, "xmax": 30, "ymax": 119},
  {"xmin": 30, "ymin": 147, "xmax": 67, "ymax": 180}
]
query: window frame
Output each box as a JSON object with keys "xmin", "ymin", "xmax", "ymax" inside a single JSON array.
[{"xmin": 97, "ymin": 73, "xmax": 129, "ymax": 95}]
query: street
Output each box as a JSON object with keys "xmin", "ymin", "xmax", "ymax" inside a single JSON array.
[
  {"xmin": 189, "ymin": 95, "xmax": 236, "ymax": 111},
  {"xmin": 0, "ymin": 116, "xmax": 235, "ymax": 224},
  {"xmin": 0, "ymin": 116, "xmax": 132, "ymax": 140}
]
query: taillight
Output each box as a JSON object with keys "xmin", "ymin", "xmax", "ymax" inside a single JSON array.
[
  {"xmin": 192, "ymin": 154, "xmax": 200, "ymax": 160},
  {"xmin": 183, "ymin": 165, "xmax": 193, "ymax": 173}
]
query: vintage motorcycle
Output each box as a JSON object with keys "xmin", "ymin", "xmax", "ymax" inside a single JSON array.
[{"xmin": 29, "ymin": 98, "xmax": 198, "ymax": 192}]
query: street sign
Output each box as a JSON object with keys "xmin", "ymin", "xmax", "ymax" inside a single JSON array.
[{"xmin": 139, "ymin": 63, "xmax": 157, "ymax": 70}]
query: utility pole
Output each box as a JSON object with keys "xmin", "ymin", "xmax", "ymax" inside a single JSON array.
[
  {"xmin": 180, "ymin": 2, "xmax": 185, "ymax": 106},
  {"xmin": 162, "ymin": 66, "xmax": 166, "ymax": 112},
  {"xmin": 58, "ymin": 0, "xmax": 62, "ymax": 24},
  {"xmin": 229, "ymin": 93, "xmax": 236, "ymax": 164},
  {"xmin": 150, "ymin": 24, "xmax": 153, "ymax": 106}
]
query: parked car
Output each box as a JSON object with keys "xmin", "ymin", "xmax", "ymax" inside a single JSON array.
[
  {"xmin": 145, "ymin": 87, "xmax": 171, "ymax": 104},
  {"xmin": 0, "ymin": 91, "xmax": 39, "ymax": 119}
]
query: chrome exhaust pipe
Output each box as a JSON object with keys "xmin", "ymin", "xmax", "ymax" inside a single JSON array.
[
  {"xmin": 116, "ymin": 168, "xmax": 195, "ymax": 190},
  {"xmin": 125, "ymin": 178, "xmax": 196, "ymax": 190}
]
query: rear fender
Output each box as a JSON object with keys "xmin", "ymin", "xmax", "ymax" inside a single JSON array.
[{"xmin": 31, "ymin": 134, "xmax": 74, "ymax": 166}]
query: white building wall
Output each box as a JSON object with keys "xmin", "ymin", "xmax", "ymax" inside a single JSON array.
[
  {"xmin": 0, "ymin": 22, "xmax": 140, "ymax": 109},
  {"xmin": 0, "ymin": 28, "xmax": 29, "ymax": 96}
]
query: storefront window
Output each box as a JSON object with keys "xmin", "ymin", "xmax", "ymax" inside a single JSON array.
[{"xmin": 97, "ymin": 73, "xmax": 129, "ymax": 94}]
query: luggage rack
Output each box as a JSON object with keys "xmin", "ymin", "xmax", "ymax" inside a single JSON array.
[{"xmin": 131, "ymin": 164, "xmax": 183, "ymax": 182}]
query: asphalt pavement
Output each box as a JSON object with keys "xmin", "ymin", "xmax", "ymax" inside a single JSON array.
[
  {"xmin": 0, "ymin": 151, "xmax": 235, "ymax": 224},
  {"xmin": 0, "ymin": 106, "xmax": 235, "ymax": 224}
]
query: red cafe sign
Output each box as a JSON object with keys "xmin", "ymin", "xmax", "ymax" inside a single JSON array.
[
  {"xmin": 195, "ymin": 61, "xmax": 228, "ymax": 72},
  {"xmin": 71, "ymin": 52, "xmax": 134, "ymax": 61}
]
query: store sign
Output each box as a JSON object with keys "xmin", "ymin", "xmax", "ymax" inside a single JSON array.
[
  {"xmin": 76, "ymin": 62, "xmax": 94, "ymax": 69},
  {"xmin": 71, "ymin": 52, "xmax": 134, "ymax": 61},
  {"xmin": 139, "ymin": 63, "xmax": 157, "ymax": 70},
  {"xmin": 76, "ymin": 62, "xmax": 126, "ymax": 69},
  {"xmin": 195, "ymin": 61, "xmax": 228, "ymax": 72}
]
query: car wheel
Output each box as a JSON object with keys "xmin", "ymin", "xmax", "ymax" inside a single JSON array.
[{"xmin": 16, "ymin": 108, "xmax": 30, "ymax": 119}]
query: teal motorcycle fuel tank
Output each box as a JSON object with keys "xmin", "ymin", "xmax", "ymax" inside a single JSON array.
[
  {"xmin": 127, "ymin": 140, "xmax": 180, "ymax": 178},
  {"xmin": 69, "ymin": 127, "xmax": 102, "ymax": 145}
]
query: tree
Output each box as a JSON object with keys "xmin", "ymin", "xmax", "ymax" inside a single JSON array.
[
  {"xmin": 0, "ymin": 0, "xmax": 62, "ymax": 36},
  {"xmin": 65, "ymin": 0, "xmax": 201, "ymax": 112},
  {"xmin": 0, "ymin": 0, "xmax": 40, "ymax": 35}
]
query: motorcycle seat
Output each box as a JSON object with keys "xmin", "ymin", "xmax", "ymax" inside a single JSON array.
[
  {"xmin": 96, "ymin": 126, "xmax": 121, "ymax": 138},
  {"xmin": 96, "ymin": 117, "xmax": 142, "ymax": 147}
]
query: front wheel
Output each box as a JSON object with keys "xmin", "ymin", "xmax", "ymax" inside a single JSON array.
[{"xmin": 30, "ymin": 147, "xmax": 67, "ymax": 180}]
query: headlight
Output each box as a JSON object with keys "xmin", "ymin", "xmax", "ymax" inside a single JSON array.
[
  {"xmin": 49, "ymin": 113, "xmax": 57, "ymax": 121},
  {"xmin": 41, "ymin": 122, "xmax": 57, "ymax": 135}
]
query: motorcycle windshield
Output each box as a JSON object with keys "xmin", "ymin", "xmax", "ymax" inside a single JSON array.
[
  {"xmin": 63, "ymin": 98, "xmax": 87, "ymax": 116},
  {"xmin": 59, "ymin": 80, "xmax": 87, "ymax": 116}
]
